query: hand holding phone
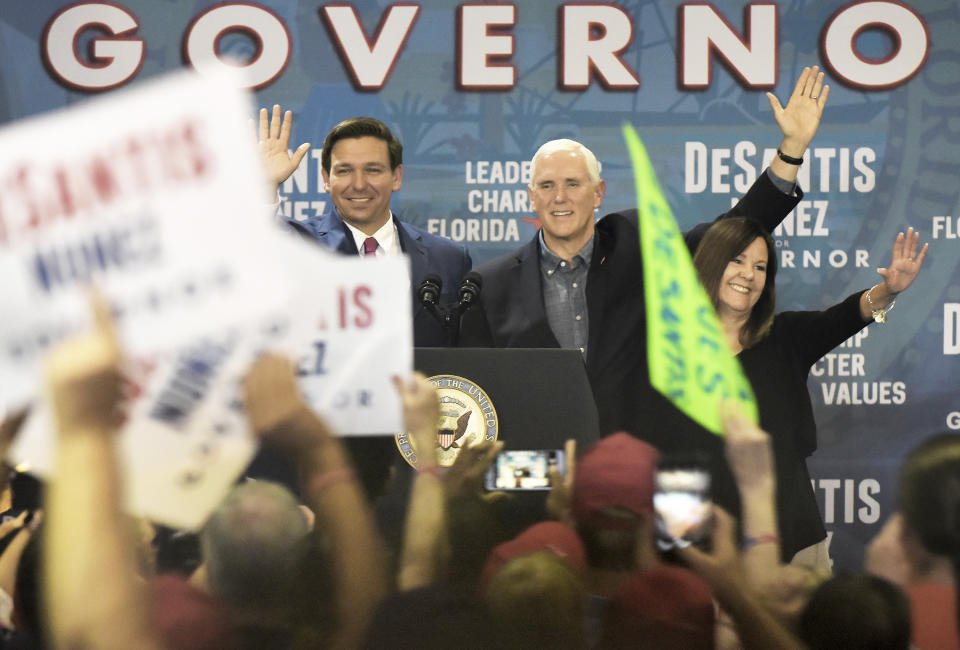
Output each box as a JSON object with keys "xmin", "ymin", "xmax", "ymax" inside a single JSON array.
[
  {"xmin": 654, "ymin": 463, "xmax": 713, "ymax": 550},
  {"xmin": 484, "ymin": 449, "xmax": 565, "ymax": 491}
]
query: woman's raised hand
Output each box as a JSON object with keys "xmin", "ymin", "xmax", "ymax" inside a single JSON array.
[{"xmin": 878, "ymin": 227, "xmax": 928, "ymax": 294}]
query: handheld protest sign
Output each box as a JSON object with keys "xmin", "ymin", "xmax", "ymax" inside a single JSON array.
[
  {"xmin": 623, "ymin": 124, "xmax": 758, "ymax": 435},
  {"xmin": 10, "ymin": 237, "xmax": 412, "ymax": 528},
  {"xmin": 0, "ymin": 70, "xmax": 291, "ymax": 412},
  {"xmin": 281, "ymin": 244, "xmax": 413, "ymax": 436}
]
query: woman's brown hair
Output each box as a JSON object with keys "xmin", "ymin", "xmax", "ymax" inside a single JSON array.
[{"xmin": 693, "ymin": 217, "xmax": 777, "ymax": 349}]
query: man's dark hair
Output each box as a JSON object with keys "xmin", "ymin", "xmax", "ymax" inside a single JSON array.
[
  {"xmin": 321, "ymin": 117, "xmax": 403, "ymax": 173},
  {"xmin": 799, "ymin": 572, "xmax": 911, "ymax": 650},
  {"xmin": 898, "ymin": 432, "xmax": 960, "ymax": 631}
]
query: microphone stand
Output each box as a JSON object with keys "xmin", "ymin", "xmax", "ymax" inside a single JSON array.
[{"xmin": 419, "ymin": 283, "xmax": 479, "ymax": 347}]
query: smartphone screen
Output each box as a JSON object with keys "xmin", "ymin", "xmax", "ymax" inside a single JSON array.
[
  {"xmin": 653, "ymin": 464, "xmax": 712, "ymax": 550},
  {"xmin": 484, "ymin": 449, "xmax": 565, "ymax": 491}
]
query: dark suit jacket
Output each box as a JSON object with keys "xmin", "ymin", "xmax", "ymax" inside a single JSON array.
[
  {"xmin": 289, "ymin": 210, "xmax": 472, "ymax": 347},
  {"xmin": 459, "ymin": 170, "xmax": 802, "ymax": 435}
]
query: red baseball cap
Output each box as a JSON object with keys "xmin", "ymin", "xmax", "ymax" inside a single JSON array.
[
  {"xmin": 571, "ymin": 432, "xmax": 660, "ymax": 528},
  {"xmin": 479, "ymin": 521, "xmax": 586, "ymax": 591}
]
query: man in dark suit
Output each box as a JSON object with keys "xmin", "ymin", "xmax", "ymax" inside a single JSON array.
[
  {"xmin": 460, "ymin": 67, "xmax": 829, "ymax": 436},
  {"xmin": 256, "ymin": 108, "xmax": 472, "ymax": 507},
  {"xmin": 260, "ymin": 107, "xmax": 472, "ymax": 348}
]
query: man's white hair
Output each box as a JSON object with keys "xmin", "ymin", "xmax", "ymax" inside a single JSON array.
[{"xmin": 529, "ymin": 139, "xmax": 602, "ymax": 186}]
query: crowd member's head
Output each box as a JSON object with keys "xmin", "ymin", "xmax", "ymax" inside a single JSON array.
[
  {"xmin": 485, "ymin": 551, "xmax": 586, "ymax": 648},
  {"xmin": 200, "ymin": 481, "xmax": 309, "ymax": 610},
  {"xmin": 799, "ymin": 572, "xmax": 911, "ymax": 650},
  {"xmin": 571, "ymin": 433, "xmax": 659, "ymax": 572},
  {"xmin": 320, "ymin": 117, "xmax": 404, "ymax": 235},
  {"xmin": 527, "ymin": 139, "xmax": 606, "ymax": 257},
  {"xmin": 364, "ymin": 584, "xmax": 494, "ymax": 650},
  {"xmin": 898, "ymin": 432, "xmax": 960, "ymax": 623},
  {"xmin": 601, "ymin": 565, "xmax": 715, "ymax": 649},
  {"xmin": 694, "ymin": 217, "xmax": 777, "ymax": 349},
  {"xmin": 479, "ymin": 521, "xmax": 586, "ymax": 591}
]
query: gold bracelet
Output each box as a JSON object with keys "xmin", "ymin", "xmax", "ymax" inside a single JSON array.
[{"xmin": 866, "ymin": 285, "xmax": 896, "ymax": 323}]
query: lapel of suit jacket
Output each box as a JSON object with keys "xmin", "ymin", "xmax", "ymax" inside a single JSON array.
[
  {"xmin": 311, "ymin": 210, "xmax": 358, "ymax": 256},
  {"xmin": 394, "ymin": 217, "xmax": 427, "ymax": 314},
  {"xmin": 585, "ymin": 217, "xmax": 614, "ymax": 367},
  {"xmin": 517, "ymin": 235, "xmax": 559, "ymax": 345}
]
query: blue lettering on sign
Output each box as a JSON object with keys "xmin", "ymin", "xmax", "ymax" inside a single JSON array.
[
  {"xmin": 697, "ymin": 335, "xmax": 719, "ymax": 352},
  {"xmin": 696, "ymin": 365, "xmax": 725, "ymax": 395},
  {"xmin": 31, "ymin": 216, "xmax": 162, "ymax": 293},
  {"xmin": 297, "ymin": 340, "xmax": 327, "ymax": 376},
  {"xmin": 149, "ymin": 337, "xmax": 234, "ymax": 429},
  {"xmin": 696, "ymin": 305, "xmax": 720, "ymax": 334}
]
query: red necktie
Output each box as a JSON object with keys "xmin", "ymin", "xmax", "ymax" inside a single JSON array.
[{"xmin": 363, "ymin": 237, "xmax": 379, "ymax": 256}]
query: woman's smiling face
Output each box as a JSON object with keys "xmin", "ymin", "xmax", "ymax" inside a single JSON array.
[{"xmin": 717, "ymin": 236, "xmax": 768, "ymax": 319}]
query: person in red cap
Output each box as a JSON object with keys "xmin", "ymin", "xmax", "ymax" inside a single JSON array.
[
  {"xmin": 568, "ymin": 432, "xmax": 716, "ymax": 646},
  {"xmin": 601, "ymin": 564, "xmax": 716, "ymax": 649},
  {"xmin": 570, "ymin": 432, "xmax": 663, "ymax": 584}
]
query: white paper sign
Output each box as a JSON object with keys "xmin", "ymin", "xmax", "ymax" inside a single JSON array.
[
  {"xmin": 12, "ymin": 332, "xmax": 257, "ymax": 530},
  {"xmin": 267, "ymin": 237, "xmax": 413, "ymax": 435},
  {"xmin": 0, "ymin": 70, "xmax": 290, "ymax": 411},
  {"xmin": 10, "ymin": 235, "xmax": 413, "ymax": 528}
]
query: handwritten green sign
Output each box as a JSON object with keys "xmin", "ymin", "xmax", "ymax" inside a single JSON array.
[{"xmin": 622, "ymin": 124, "xmax": 758, "ymax": 435}]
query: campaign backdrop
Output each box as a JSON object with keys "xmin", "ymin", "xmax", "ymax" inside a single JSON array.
[{"xmin": 2, "ymin": 0, "xmax": 959, "ymax": 569}]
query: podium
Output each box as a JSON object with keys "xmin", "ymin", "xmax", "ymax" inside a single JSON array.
[
  {"xmin": 411, "ymin": 347, "xmax": 600, "ymax": 538},
  {"xmin": 247, "ymin": 347, "xmax": 602, "ymax": 543},
  {"xmin": 414, "ymin": 347, "xmax": 600, "ymax": 451}
]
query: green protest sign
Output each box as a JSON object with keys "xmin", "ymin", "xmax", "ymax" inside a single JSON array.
[{"xmin": 622, "ymin": 124, "xmax": 758, "ymax": 434}]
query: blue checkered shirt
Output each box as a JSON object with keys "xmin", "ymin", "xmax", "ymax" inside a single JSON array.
[{"xmin": 539, "ymin": 231, "xmax": 594, "ymax": 359}]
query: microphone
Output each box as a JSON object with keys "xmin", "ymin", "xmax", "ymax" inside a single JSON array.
[
  {"xmin": 457, "ymin": 271, "xmax": 482, "ymax": 309},
  {"xmin": 418, "ymin": 273, "xmax": 443, "ymax": 307}
]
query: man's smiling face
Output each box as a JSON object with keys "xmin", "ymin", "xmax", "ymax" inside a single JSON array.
[
  {"xmin": 321, "ymin": 136, "xmax": 402, "ymax": 235},
  {"xmin": 528, "ymin": 149, "xmax": 605, "ymax": 256}
]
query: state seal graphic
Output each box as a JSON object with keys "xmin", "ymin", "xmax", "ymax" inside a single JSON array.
[{"xmin": 395, "ymin": 374, "xmax": 499, "ymax": 469}]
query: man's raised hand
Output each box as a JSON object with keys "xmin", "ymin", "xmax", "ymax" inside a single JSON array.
[{"xmin": 258, "ymin": 104, "xmax": 311, "ymax": 192}]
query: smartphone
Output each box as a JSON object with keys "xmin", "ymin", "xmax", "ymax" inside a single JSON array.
[
  {"xmin": 484, "ymin": 449, "xmax": 565, "ymax": 491},
  {"xmin": 653, "ymin": 461, "xmax": 712, "ymax": 551}
]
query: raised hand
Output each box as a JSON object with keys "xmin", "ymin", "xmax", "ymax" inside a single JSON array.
[
  {"xmin": 444, "ymin": 439, "xmax": 503, "ymax": 499},
  {"xmin": 0, "ymin": 408, "xmax": 29, "ymax": 459},
  {"xmin": 722, "ymin": 402, "xmax": 774, "ymax": 495},
  {"xmin": 545, "ymin": 438, "xmax": 576, "ymax": 524},
  {"xmin": 392, "ymin": 373, "xmax": 440, "ymax": 467},
  {"xmin": 45, "ymin": 291, "xmax": 125, "ymax": 435},
  {"xmin": 258, "ymin": 104, "xmax": 311, "ymax": 191},
  {"xmin": 242, "ymin": 353, "xmax": 330, "ymax": 453},
  {"xmin": 766, "ymin": 65, "xmax": 830, "ymax": 155},
  {"xmin": 878, "ymin": 226, "xmax": 928, "ymax": 294}
]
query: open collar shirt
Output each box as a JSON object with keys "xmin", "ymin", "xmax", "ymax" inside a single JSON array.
[{"xmin": 539, "ymin": 230, "xmax": 594, "ymax": 359}]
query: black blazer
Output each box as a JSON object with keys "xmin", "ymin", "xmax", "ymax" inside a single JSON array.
[{"xmin": 459, "ymin": 170, "xmax": 802, "ymax": 434}]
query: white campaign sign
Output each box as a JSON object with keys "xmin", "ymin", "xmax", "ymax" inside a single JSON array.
[
  {"xmin": 10, "ymin": 234, "xmax": 413, "ymax": 529},
  {"xmin": 0, "ymin": 69, "xmax": 290, "ymax": 411},
  {"xmin": 13, "ymin": 333, "xmax": 258, "ymax": 530},
  {"xmin": 275, "ymin": 237, "xmax": 413, "ymax": 436}
]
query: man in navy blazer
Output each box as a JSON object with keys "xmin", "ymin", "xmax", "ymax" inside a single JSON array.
[
  {"xmin": 260, "ymin": 107, "xmax": 472, "ymax": 348},
  {"xmin": 255, "ymin": 108, "xmax": 472, "ymax": 505}
]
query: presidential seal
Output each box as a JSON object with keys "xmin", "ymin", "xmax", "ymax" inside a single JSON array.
[{"xmin": 395, "ymin": 374, "xmax": 499, "ymax": 469}]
